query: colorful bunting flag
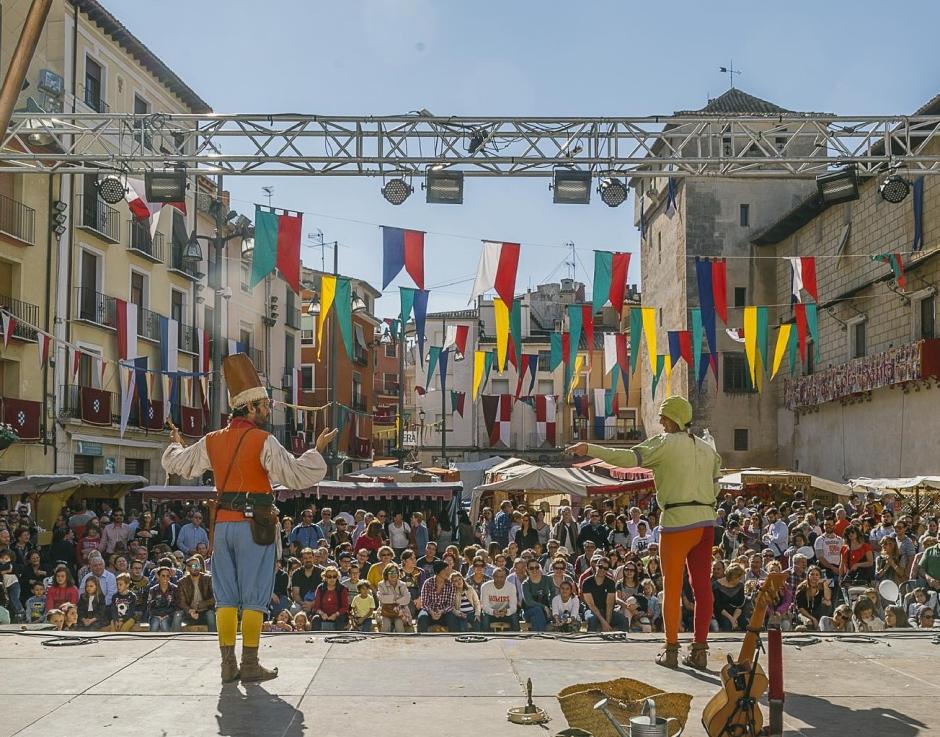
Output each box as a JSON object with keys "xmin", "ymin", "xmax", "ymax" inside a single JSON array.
[
  {"xmin": 494, "ymin": 298, "xmax": 511, "ymax": 371},
  {"xmin": 335, "ymin": 277, "xmax": 354, "ymax": 360},
  {"xmin": 805, "ymin": 301, "xmax": 820, "ymax": 360},
  {"xmin": 641, "ymin": 307, "xmax": 657, "ymax": 373},
  {"xmin": 788, "ymin": 257, "xmax": 818, "ymax": 303},
  {"xmin": 744, "ymin": 307, "xmax": 758, "ymax": 386},
  {"xmin": 481, "ymin": 395, "xmax": 500, "ymax": 446},
  {"xmin": 412, "ymin": 289, "xmax": 430, "ymax": 365},
  {"xmin": 592, "ymin": 251, "xmax": 631, "ymax": 314},
  {"xmin": 696, "ymin": 351, "xmax": 710, "ymax": 391},
  {"xmin": 37, "ymin": 333, "xmax": 51, "ymax": 367},
  {"xmin": 534, "ymin": 394, "xmax": 556, "ymax": 446},
  {"xmin": 725, "ymin": 327, "xmax": 745, "ymax": 343},
  {"xmin": 426, "ymin": 346, "xmax": 441, "ymax": 388},
  {"xmin": 469, "ymin": 241, "xmax": 520, "ymax": 307},
  {"xmin": 695, "ymin": 258, "xmax": 718, "ymax": 364},
  {"xmin": 794, "ymin": 303, "xmax": 809, "ymax": 362},
  {"xmin": 317, "ymin": 276, "xmax": 337, "ymax": 360},
  {"xmin": 873, "ymin": 252, "xmax": 906, "ymax": 289},
  {"xmin": 603, "ymin": 333, "xmax": 618, "ymax": 375},
  {"xmin": 651, "ymin": 354, "xmax": 665, "ymax": 398},
  {"xmin": 381, "ymin": 226, "xmax": 425, "ymax": 289},
  {"xmin": 629, "ymin": 308, "xmax": 642, "ymax": 374},
  {"xmin": 664, "ymin": 177, "xmax": 678, "ymax": 218},
  {"xmin": 115, "ymin": 299, "xmax": 138, "ymax": 362},
  {"xmin": 0, "ymin": 312, "xmax": 15, "ymax": 350},
  {"xmin": 567, "ymin": 355, "xmax": 584, "ymax": 401},
  {"xmin": 691, "ymin": 308, "xmax": 703, "ymax": 380},
  {"xmin": 508, "ymin": 299, "xmax": 523, "ymax": 368},
  {"xmin": 771, "ymin": 324, "xmax": 793, "ymax": 380},
  {"xmin": 451, "ymin": 390, "xmax": 466, "ymax": 418},
  {"xmin": 549, "ymin": 332, "xmax": 563, "ymax": 371},
  {"xmin": 567, "ymin": 305, "xmax": 583, "ymax": 366},
  {"xmin": 250, "ymin": 206, "xmax": 303, "ymax": 293},
  {"xmin": 712, "ymin": 258, "xmax": 728, "ymax": 324},
  {"xmin": 438, "ymin": 349, "xmax": 450, "ymax": 394}
]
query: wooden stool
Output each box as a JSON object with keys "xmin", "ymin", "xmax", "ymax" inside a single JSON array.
[
  {"xmin": 489, "ymin": 621, "xmax": 511, "ymax": 633},
  {"xmin": 428, "ymin": 624, "xmax": 449, "ymax": 633}
]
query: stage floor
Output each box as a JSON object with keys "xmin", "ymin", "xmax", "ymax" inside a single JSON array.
[{"xmin": 0, "ymin": 630, "xmax": 936, "ymax": 737}]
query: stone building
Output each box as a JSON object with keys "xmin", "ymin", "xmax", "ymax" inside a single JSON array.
[{"xmin": 631, "ymin": 89, "xmax": 819, "ymax": 467}]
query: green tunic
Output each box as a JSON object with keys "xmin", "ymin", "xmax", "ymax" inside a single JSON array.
[{"xmin": 586, "ymin": 432, "xmax": 721, "ymax": 531}]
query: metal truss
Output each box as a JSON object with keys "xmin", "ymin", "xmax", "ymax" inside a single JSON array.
[{"xmin": 3, "ymin": 112, "xmax": 940, "ymax": 177}]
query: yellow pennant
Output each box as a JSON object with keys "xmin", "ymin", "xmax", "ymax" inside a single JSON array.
[
  {"xmin": 493, "ymin": 297, "xmax": 510, "ymax": 372},
  {"xmin": 641, "ymin": 307, "xmax": 657, "ymax": 373},
  {"xmin": 472, "ymin": 350, "xmax": 486, "ymax": 400},
  {"xmin": 743, "ymin": 306, "xmax": 758, "ymax": 387},
  {"xmin": 664, "ymin": 353, "xmax": 672, "ymax": 396},
  {"xmin": 317, "ymin": 275, "xmax": 337, "ymax": 360},
  {"xmin": 567, "ymin": 354, "xmax": 585, "ymax": 401},
  {"xmin": 771, "ymin": 324, "xmax": 792, "ymax": 380}
]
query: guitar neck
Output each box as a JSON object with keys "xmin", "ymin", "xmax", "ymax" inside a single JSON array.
[{"xmin": 737, "ymin": 573, "xmax": 785, "ymax": 664}]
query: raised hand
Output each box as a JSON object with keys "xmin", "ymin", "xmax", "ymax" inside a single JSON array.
[{"xmin": 316, "ymin": 427, "xmax": 339, "ymax": 452}]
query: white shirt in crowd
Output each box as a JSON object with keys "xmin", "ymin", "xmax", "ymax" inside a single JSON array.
[
  {"xmin": 388, "ymin": 521, "xmax": 411, "ymax": 549},
  {"xmin": 551, "ymin": 594, "xmax": 582, "ymax": 622},
  {"xmin": 480, "ymin": 580, "xmax": 518, "ymax": 616},
  {"xmin": 814, "ymin": 533, "xmax": 844, "ymax": 568}
]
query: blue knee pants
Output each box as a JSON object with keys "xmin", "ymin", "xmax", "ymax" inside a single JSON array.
[{"xmin": 211, "ymin": 521, "xmax": 275, "ymax": 613}]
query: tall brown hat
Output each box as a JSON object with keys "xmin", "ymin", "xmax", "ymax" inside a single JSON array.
[{"xmin": 222, "ymin": 353, "xmax": 267, "ymax": 408}]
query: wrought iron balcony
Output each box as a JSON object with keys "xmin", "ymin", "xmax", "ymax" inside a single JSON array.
[
  {"xmin": 169, "ymin": 239, "xmax": 200, "ymax": 279},
  {"xmin": 137, "ymin": 306, "xmax": 162, "ymax": 342},
  {"xmin": 128, "ymin": 220, "xmax": 165, "ymax": 262},
  {"xmin": 179, "ymin": 323, "xmax": 198, "ymax": 354},
  {"xmin": 784, "ymin": 338, "xmax": 940, "ymax": 410},
  {"xmin": 0, "ymin": 293, "xmax": 39, "ymax": 341},
  {"xmin": 77, "ymin": 193, "xmax": 120, "ymax": 243},
  {"xmin": 0, "ymin": 193, "xmax": 36, "ymax": 245},
  {"xmin": 74, "ymin": 287, "xmax": 116, "ymax": 328}
]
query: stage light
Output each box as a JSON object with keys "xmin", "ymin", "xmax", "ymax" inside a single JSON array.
[
  {"xmin": 425, "ymin": 170, "xmax": 464, "ymax": 204},
  {"xmin": 598, "ymin": 177, "xmax": 627, "ymax": 207},
  {"xmin": 145, "ymin": 169, "xmax": 187, "ymax": 203},
  {"xmin": 552, "ymin": 169, "xmax": 592, "ymax": 204},
  {"xmin": 816, "ymin": 165, "xmax": 858, "ymax": 205},
  {"xmin": 382, "ymin": 178, "xmax": 412, "ymax": 205},
  {"xmin": 467, "ymin": 129, "xmax": 486, "ymax": 155},
  {"xmin": 96, "ymin": 174, "xmax": 126, "ymax": 205},
  {"xmin": 879, "ymin": 175, "xmax": 910, "ymax": 204}
]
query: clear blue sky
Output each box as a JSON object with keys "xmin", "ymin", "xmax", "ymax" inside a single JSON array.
[{"xmin": 111, "ymin": 0, "xmax": 940, "ymax": 316}]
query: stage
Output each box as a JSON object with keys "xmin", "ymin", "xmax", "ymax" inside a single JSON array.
[{"xmin": 0, "ymin": 630, "xmax": 935, "ymax": 736}]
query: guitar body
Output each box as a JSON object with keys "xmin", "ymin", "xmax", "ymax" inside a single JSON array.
[{"xmin": 701, "ymin": 660, "xmax": 767, "ymax": 737}]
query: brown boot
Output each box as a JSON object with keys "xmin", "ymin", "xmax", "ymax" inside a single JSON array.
[
  {"xmin": 220, "ymin": 646, "xmax": 240, "ymax": 684},
  {"xmin": 240, "ymin": 646, "xmax": 278, "ymax": 682},
  {"xmin": 682, "ymin": 642, "xmax": 708, "ymax": 670},
  {"xmin": 655, "ymin": 643, "xmax": 680, "ymax": 669}
]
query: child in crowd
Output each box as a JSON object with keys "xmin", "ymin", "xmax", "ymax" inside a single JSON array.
[
  {"xmin": 852, "ymin": 597, "xmax": 885, "ymax": 632},
  {"xmin": 46, "ymin": 608, "xmax": 65, "ymax": 630},
  {"xmin": 350, "ymin": 581, "xmax": 376, "ymax": 632},
  {"xmin": 25, "ymin": 581, "xmax": 47, "ymax": 623},
  {"xmin": 0, "ymin": 549, "xmax": 24, "ymax": 622},
  {"xmin": 61, "ymin": 602, "xmax": 78, "ymax": 631},
  {"xmin": 110, "ymin": 573, "xmax": 138, "ymax": 631},
  {"xmin": 264, "ymin": 610, "xmax": 294, "ymax": 632},
  {"xmin": 551, "ymin": 580, "xmax": 581, "ymax": 631},
  {"xmin": 907, "ymin": 587, "xmax": 930, "ymax": 627},
  {"xmin": 292, "ymin": 611, "xmax": 310, "ymax": 632},
  {"xmin": 641, "ymin": 579, "xmax": 662, "ymax": 630},
  {"xmin": 77, "ymin": 576, "xmax": 110, "ymax": 631}
]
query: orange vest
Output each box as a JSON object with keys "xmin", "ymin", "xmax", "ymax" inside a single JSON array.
[{"xmin": 206, "ymin": 419, "xmax": 272, "ymax": 522}]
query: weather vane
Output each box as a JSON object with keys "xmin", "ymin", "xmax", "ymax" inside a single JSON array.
[{"xmin": 719, "ymin": 61, "xmax": 742, "ymax": 89}]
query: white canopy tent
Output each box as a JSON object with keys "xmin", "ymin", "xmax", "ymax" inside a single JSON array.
[
  {"xmin": 718, "ymin": 469, "xmax": 852, "ymax": 498},
  {"xmin": 849, "ymin": 476, "xmax": 940, "ymax": 491}
]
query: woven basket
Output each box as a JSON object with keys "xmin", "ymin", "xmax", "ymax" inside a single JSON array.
[{"xmin": 557, "ymin": 679, "xmax": 691, "ymax": 737}]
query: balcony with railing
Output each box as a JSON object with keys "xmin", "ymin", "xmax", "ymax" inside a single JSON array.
[
  {"xmin": 376, "ymin": 381, "xmax": 400, "ymax": 397},
  {"xmin": 351, "ymin": 396, "xmax": 369, "ymax": 413},
  {"xmin": 0, "ymin": 293, "xmax": 39, "ymax": 342},
  {"xmin": 169, "ymin": 239, "xmax": 200, "ymax": 280},
  {"xmin": 249, "ymin": 347, "xmax": 265, "ymax": 371},
  {"xmin": 179, "ymin": 323, "xmax": 198, "ymax": 354},
  {"xmin": 137, "ymin": 306, "xmax": 161, "ymax": 342},
  {"xmin": 77, "ymin": 193, "xmax": 120, "ymax": 243},
  {"xmin": 127, "ymin": 220, "xmax": 165, "ymax": 262},
  {"xmin": 784, "ymin": 338, "xmax": 940, "ymax": 410},
  {"xmin": 374, "ymin": 407, "xmax": 397, "ymax": 426},
  {"xmin": 74, "ymin": 287, "xmax": 116, "ymax": 328},
  {"xmin": 60, "ymin": 385, "xmax": 131, "ymax": 426},
  {"xmin": 0, "ymin": 193, "xmax": 36, "ymax": 245}
]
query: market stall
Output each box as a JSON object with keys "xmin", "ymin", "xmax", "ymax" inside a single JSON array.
[
  {"xmin": 719, "ymin": 469, "xmax": 851, "ymax": 507},
  {"xmin": 849, "ymin": 476, "xmax": 940, "ymax": 516}
]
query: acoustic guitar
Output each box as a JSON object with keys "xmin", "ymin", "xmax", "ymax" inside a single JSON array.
[{"xmin": 701, "ymin": 572, "xmax": 787, "ymax": 737}]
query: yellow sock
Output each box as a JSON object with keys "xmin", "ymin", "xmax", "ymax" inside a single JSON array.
[
  {"xmin": 217, "ymin": 607, "xmax": 238, "ymax": 647},
  {"xmin": 241, "ymin": 609, "xmax": 263, "ymax": 648}
]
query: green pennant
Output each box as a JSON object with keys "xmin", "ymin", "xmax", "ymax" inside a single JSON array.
[
  {"xmin": 651, "ymin": 354, "xmax": 665, "ymax": 398},
  {"xmin": 250, "ymin": 207, "xmax": 279, "ymax": 288},
  {"xmin": 334, "ymin": 278, "xmax": 354, "ymax": 358},
  {"xmin": 788, "ymin": 324, "xmax": 799, "ymax": 375},
  {"xmin": 610, "ymin": 364, "xmax": 620, "ymax": 396},
  {"xmin": 629, "ymin": 308, "xmax": 642, "ymax": 374},
  {"xmin": 691, "ymin": 308, "xmax": 703, "ymax": 381},
  {"xmin": 483, "ymin": 350, "xmax": 494, "ymax": 389},
  {"xmin": 426, "ymin": 346, "xmax": 441, "ymax": 387},
  {"xmin": 567, "ymin": 304, "xmax": 583, "ymax": 365},
  {"xmin": 592, "ymin": 251, "xmax": 613, "ymax": 314},
  {"xmin": 806, "ymin": 301, "xmax": 820, "ymax": 360},
  {"xmin": 756, "ymin": 306, "xmax": 769, "ymax": 375},
  {"xmin": 400, "ymin": 287, "xmax": 416, "ymax": 327},
  {"xmin": 509, "ymin": 299, "xmax": 523, "ymax": 367},
  {"xmin": 550, "ymin": 333, "xmax": 563, "ymax": 371}
]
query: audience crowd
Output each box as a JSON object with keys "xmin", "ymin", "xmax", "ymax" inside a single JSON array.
[{"xmin": 1, "ymin": 488, "xmax": 938, "ymax": 635}]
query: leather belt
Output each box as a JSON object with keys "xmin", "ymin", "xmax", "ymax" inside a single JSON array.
[
  {"xmin": 217, "ymin": 492, "xmax": 275, "ymax": 511},
  {"xmin": 661, "ymin": 500, "xmax": 714, "ymax": 511}
]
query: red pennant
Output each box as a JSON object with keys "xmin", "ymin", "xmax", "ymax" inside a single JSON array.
[
  {"xmin": 403, "ymin": 230, "xmax": 425, "ymax": 289},
  {"xmin": 275, "ymin": 212, "xmax": 303, "ymax": 294},
  {"xmin": 894, "ymin": 253, "xmax": 906, "ymax": 289},
  {"xmin": 561, "ymin": 332, "xmax": 571, "ymax": 366},
  {"xmin": 801, "ymin": 257, "xmax": 818, "ymax": 301},
  {"xmin": 794, "ymin": 303, "xmax": 808, "ymax": 362},
  {"xmin": 582, "ymin": 305, "xmax": 594, "ymax": 358},
  {"xmin": 615, "ymin": 334, "xmax": 630, "ymax": 375},
  {"xmin": 610, "ymin": 252, "xmax": 631, "ymax": 314},
  {"xmin": 678, "ymin": 330, "xmax": 693, "ymax": 366},
  {"xmin": 711, "ymin": 258, "xmax": 728, "ymax": 324},
  {"xmin": 494, "ymin": 243, "xmax": 520, "ymax": 307},
  {"xmin": 454, "ymin": 325, "xmax": 469, "ymax": 356}
]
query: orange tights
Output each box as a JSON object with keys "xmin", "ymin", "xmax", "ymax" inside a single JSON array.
[{"xmin": 660, "ymin": 526, "xmax": 714, "ymax": 645}]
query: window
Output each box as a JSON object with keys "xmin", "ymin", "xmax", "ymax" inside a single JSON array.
[
  {"xmin": 385, "ymin": 341, "xmax": 397, "ymax": 358},
  {"xmin": 240, "ymin": 261, "xmax": 251, "ymax": 292},
  {"xmin": 285, "ymin": 333, "xmax": 295, "ymax": 372},
  {"xmin": 73, "ymin": 454, "xmax": 97, "ymax": 474},
  {"xmin": 125, "ymin": 458, "xmax": 150, "ymax": 478},
  {"xmin": 722, "ymin": 135, "xmax": 732, "ymax": 157},
  {"xmin": 848, "ymin": 318, "xmax": 866, "ymax": 359},
  {"xmin": 913, "ymin": 292, "xmax": 936, "ymax": 340},
  {"xmin": 352, "ymin": 373, "xmax": 363, "ymax": 410},
  {"xmin": 491, "ymin": 378, "xmax": 510, "ymax": 395},
  {"xmin": 733, "ymin": 428, "xmax": 749, "ymax": 451},
  {"xmin": 78, "ymin": 250, "xmax": 102, "ymax": 322},
  {"xmin": 734, "ymin": 287, "xmax": 747, "ymax": 308},
  {"xmin": 130, "ymin": 271, "xmax": 148, "ymax": 334},
  {"xmin": 134, "ymin": 95, "xmax": 151, "ymax": 149},
  {"xmin": 806, "ymin": 340, "xmax": 815, "ymax": 375},
  {"xmin": 301, "ymin": 314, "xmax": 315, "ymax": 344},
  {"xmin": 739, "ymin": 204, "xmax": 750, "ymax": 227},
  {"xmin": 84, "ymin": 56, "xmax": 103, "ymax": 111},
  {"xmin": 537, "ymin": 350, "xmax": 552, "ymax": 372},
  {"xmin": 171, "ymin": 290, "xmax": 185, "ymax": 324},
  {"xmin": 537, "ymin": 379, "xmax": 554, "ymax": 395},
  {"xmin": 722, "ymin": 353, "xmax": 755, "ymax": 394},
  {"xmin": 240, "ymin": 328, "xmax": 252, "ymax": 351},
  {"xmin": 300, "ymin": 365, "xmax": 315, "ymax": 391}
]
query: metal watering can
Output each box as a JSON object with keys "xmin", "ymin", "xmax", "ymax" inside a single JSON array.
[{"xmin": 593, "ymin": 697, "xmax": 683, "ymax": 737}]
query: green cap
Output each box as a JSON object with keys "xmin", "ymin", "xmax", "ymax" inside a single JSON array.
[{"xmin": 659, "ymin": 395, "xmax": 692, "ymax": 428}]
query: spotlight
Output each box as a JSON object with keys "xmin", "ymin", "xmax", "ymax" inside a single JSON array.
[
  {"xmin": 467, "ymin": 129, "xmax": 487, "ymax": 155},
  {"xmin": 598, "ymin": 177, "xmax": 627, "ymax": 207},
  {"xmin": 552, "ymin": 169, "xmax": 592, "ymax": 204},
  {"xmin": 145, "ymin": 169, "xmax": 187, "ymax": 203},
  {"xmin": 95, "ymin": 174, "xmax": 126, "ymax": 205},
  {"xmin": 816, "ymin": 164, "xmax": 858, "ymax": 205},
  {"xmin": 382, "ymin": 178, "xmax": 412, "ymax": 205},
  {"xmin": 425, "ymin": 170, "xmax": 464, "ymax": 204},
  {"xmin": 879, "ymin": 175, "xmax": 910, "ymax": 204}
]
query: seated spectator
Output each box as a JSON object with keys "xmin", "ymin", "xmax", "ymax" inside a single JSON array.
[
  {"xmin": 417, "ymin": 560, "xmax": 459, "ymax": 633},
  {"xmin": 795, "ymin": 566, "xmax": 832, "ymax": 630},
  {"xmin": 173, "ymin": 555, "xmax": 216, "ymax": 632},
  {"xmin": 875, "ymin": 536, "xmax": 906, "ymax": 585},
  {"xmin": 46, "ymin": 608, "xmax": 64, "ymax": 630},
  {"xmin": 147, "ymin": 566, "xmax": 177, "ymax": 632},
  {"xmin": 109, "ymin": 573, "xmax": 139, "ymax": 631},
  {"xmin": 906, "ymin": 587, "xmax": 931, "ymax": 626},
  {"xmin": 311, "ymin": 565, "xmax": 350, "ymax": 631},
  {"xmin": 77, "ymin": 575, "xmax": 111, "ymax": 631},
  {"xmin": 377, "ymin": 565, "xmax": 412, "ymax": 632},
  {"xmin": 292, "ymin": 611, "xmax": 311, "ymax": 632},
  {"xmin": 916, "ymin": 607, "xmax": 935, "ymax": 629},
  {"xmin": 582, "ymin": 558, "xmax": 626, "ymax": 632},
  {"xmin": 265, "ymin": 610, "xmax": 294, "ymax": 632},
  {"xmin": 465, "ymin": 556, "xmax": 490, "ymax": 597},
  {"xmin": 766, "ymin": 560, "xmax": 794, "ymax": 630},
  {"xmin": 368, "ymin": 546, "xmax": 395, "ymax": 589},
  {"xmin": 714, "ymin": 562, "xmax": 747, "ymax": 632},
  {"xmin": 551, "ymin": 580, "xmax": 581, "ymax": 631},
  {"xmin": 884, "ymin": 605, "xmax": 909, "ymax": 629},
  {"xmin": 641, "ymin": 579, "xmax": 662, "ymax": 630},
  {"xmin": 521, "ymin": 560, "xmax": 555, "ymax": 632},
  {"xmin": 0, "ymin": 549, "xmax": 24, "ymax": 622},
  {"xmin": 852, "ymin": 596, "xmax": 885, "ymax": 632},
  {"xmin": 350, "ymin": 581, "xmax": 376, "ymax": 632},
  {"xmin": 480, "ymin": 567, "xmax": 519, "ymax": 632},
  {"xmin": 451, "ymin": 572, "xmax": 481, "ymax": 632},
  {"xmin": 61, "ymin": 601, "xmax": 78, "ymax": 631},
  {"xmin": 24, "ymin": 581, "xmax": 47, "ymax": 623}
]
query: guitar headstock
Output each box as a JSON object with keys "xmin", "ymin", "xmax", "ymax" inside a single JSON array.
[{"xmin": 754, "ymin": 572, "xmax": 788, "ymax": 609}]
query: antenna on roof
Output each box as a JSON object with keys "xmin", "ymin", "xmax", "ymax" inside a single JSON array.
[{"xmin": 719, "ymin": 61, "xmax": 742, "ymax": 89}]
